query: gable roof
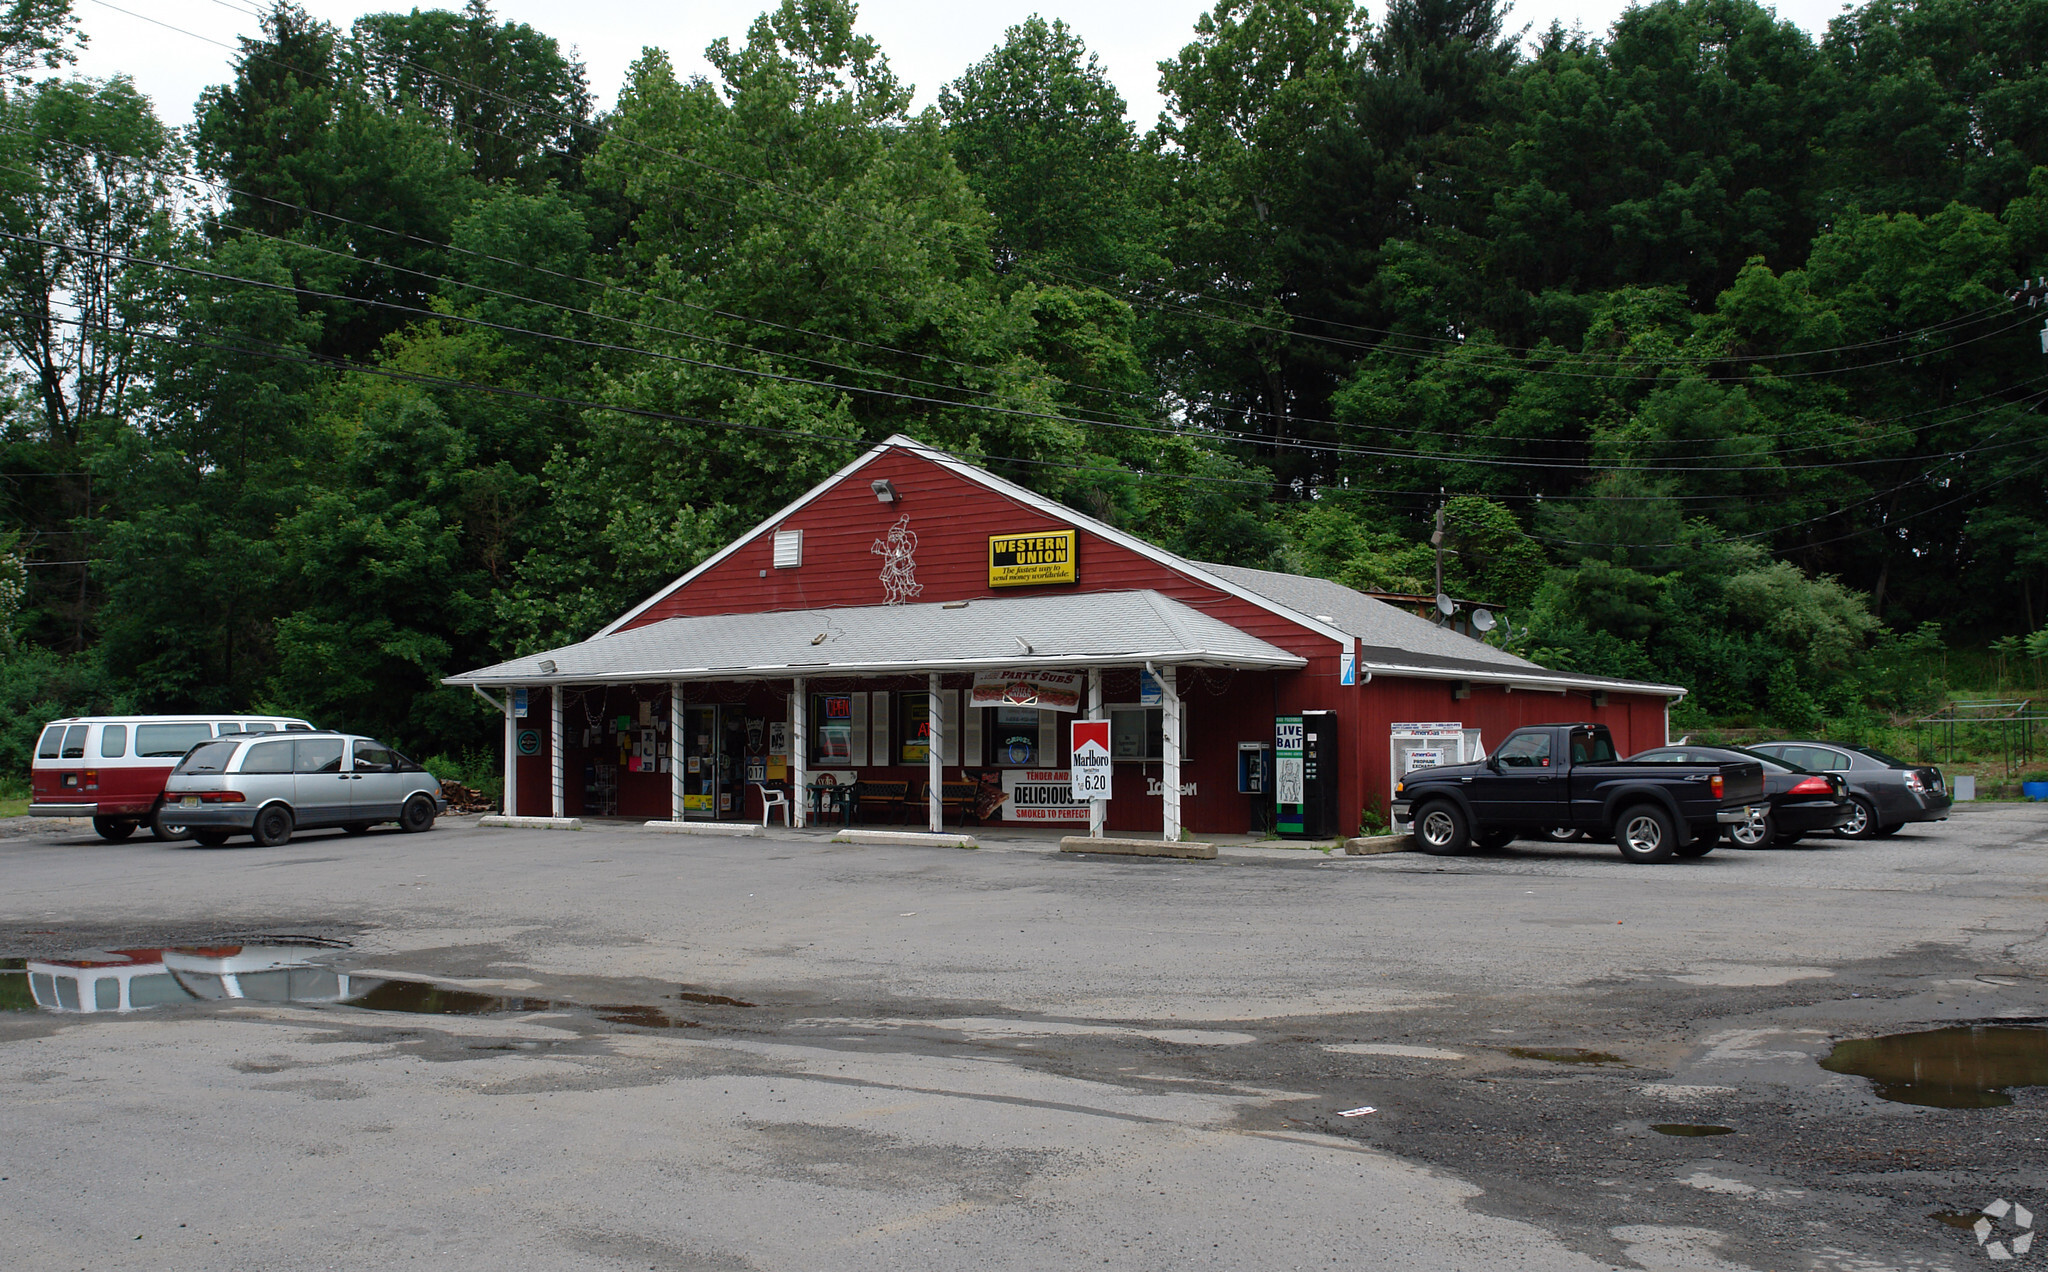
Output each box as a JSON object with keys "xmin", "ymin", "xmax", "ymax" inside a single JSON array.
[
  {"xmin": 593, "ymin": 434, "xmax": 1353, "ymax": 648},
  {"xmin": 445, "ymin": 590, "xmax": 1307, "ymax": 686}
]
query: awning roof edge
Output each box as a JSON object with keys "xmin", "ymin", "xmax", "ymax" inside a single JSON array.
[{"xmin": 444, "ymin": 647, "xmax": 1307, "ymax": 688}]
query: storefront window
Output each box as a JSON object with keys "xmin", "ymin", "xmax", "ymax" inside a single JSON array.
[
  {"xmin": 898, "ymin": 692, "xmax": 930, "ymax": 764},
  {"xmin": 1109, "ymin": 707, "xmax": 1171, "ymax": 761},
  {"xmin": 991, "ymin": 707, "xmax": 1040, "ymax": 766},
  {"xmin": 812, "ymin": 694, "xmax": 854, "ymax": 765}
]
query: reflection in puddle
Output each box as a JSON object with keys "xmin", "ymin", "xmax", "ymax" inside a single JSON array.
[
  {"xmin": 1932, "ymin": 1210, "xmax": 1982, "ymax": 1229},
  {"xmin": 1819, "ymin": 1025, "xmax": 2048, "ymax": 1108},
  {"xmin": 6, "ymin": 944, "xmax": 751, "ymax": 1030},
  {"xmin": 1504, "ymin": 1046, "xmax": 1628, "ymax": 1066},
  {"xmin": 1651, "ymin": 1124, "xmax": 1735, "ymax": 1137}
]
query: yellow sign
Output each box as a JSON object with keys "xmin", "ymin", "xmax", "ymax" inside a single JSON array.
[
  {"xmin": 989, "ymin": 529, "xmax": 1076, "ymax": 588},
  {"xmin": 683, "ymin": 793, "xmax": 714, "ymax": 811}
]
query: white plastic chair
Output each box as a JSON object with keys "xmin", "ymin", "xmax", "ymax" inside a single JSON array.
[{"xmin": 751, "ymin": 781, "xmax": 790, "ymax": 827}]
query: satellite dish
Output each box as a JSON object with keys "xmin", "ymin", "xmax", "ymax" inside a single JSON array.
[
  {"xmin": 1472, "ymin": 608, "xmax": 1496, "ymax": 632},
  {"xmin": 1435, "ymin": 594, "xmax": 1455, "ymax": 617}
]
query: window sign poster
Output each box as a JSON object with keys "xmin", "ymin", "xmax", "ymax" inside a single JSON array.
[
  {"xmin": 513, "ymin": 687, "xmax": 528, "ymax": 718},
  {"xmin": 1275, "ymin": 715, "xmax": 1305, "ymax": 835},
  {"xmin": 1139, "ymin": 671, "xmax": 1162, "ymax": 707},
  {"xmin": 993, "ymin": 707, "xmax": 1039, "ymax": 765},
  {"xmin": 1000, "ymin": 769, "xmax": 1090, "ymax": 823}
]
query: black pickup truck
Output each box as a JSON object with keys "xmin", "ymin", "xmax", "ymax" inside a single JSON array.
[{"xmin": 1390, "ymin": 723, "xmax": 1767, "ymax": 863}]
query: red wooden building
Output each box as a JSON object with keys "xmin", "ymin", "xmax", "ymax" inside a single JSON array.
[{"xmin": 444, "ymin": 436, "xmax": 1685, "ymax": 838}]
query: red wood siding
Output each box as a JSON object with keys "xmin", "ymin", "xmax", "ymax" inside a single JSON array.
[
  {"xmin": 614, "ymin": 447, "xmax": 1331, "ymax": 662},
  {"xmin": 1354, "ymin": 678, "xmax": 1673, "ymax": 818}
]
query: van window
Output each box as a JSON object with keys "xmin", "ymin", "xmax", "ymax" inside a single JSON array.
[
  {"xmin": 36, "ymin": 724, "xmax": 64, "ymax": 759},
  {"xmin": 352, "ymin": 743, "xmax": 397, "ymax": 773},
  {"xmin": 137, "ymin": 723, "xmax": 213, "ymax": 758},
  {"xmin": 61, "ymin": 725, "xmax": 88, "ymax": 759},
  {"xmin": 176, "ymin": 741, "xmax": 239, "ymax": 774},
  {"xmin": 294, "ymin": 738, "xmax": 345, "ymax": 774},
  {"xmin": 284, "ymin": 723, "xmax": 311, "ymax": 732},
  {"xmin": 94, "ymin": 978, "xmax": 119, "ymax": 1011},
  {"xmin": 100, "ymin": 725, "xmax": 127, "ymax": 758},
  {"xmin": 240, "ymin": 740, "xmax": 292, "ymax": 774},
  {"xmin": 55, "ymin": 976, "xmax": 79, "ymax": 1010},
  {"xmin": 239, "ymin": 722, "xmax": 277, "ymax": 733}
]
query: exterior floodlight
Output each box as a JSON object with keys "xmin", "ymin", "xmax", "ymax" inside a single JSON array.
[
  {"xmin": 871, "ymin": 479, "xmax": 898, "ymax": 503},
  {"xmin": 538, "ymin": 659, "xmax": 557, "ymax": 674}
]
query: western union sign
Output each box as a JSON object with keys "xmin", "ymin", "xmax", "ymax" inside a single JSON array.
[{"xmin": 988, "ymin": 529, "xmax": 1077, "ymax": 588}]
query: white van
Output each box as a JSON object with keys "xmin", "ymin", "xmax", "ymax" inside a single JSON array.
[{"xmin": 29, "ymin": 714, "xmax": 315, "ymax": 841}]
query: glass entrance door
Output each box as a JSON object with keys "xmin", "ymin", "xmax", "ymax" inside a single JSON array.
[{"xmin": 682, "ymin": 706, "xmax": 748, "ymax": 819}]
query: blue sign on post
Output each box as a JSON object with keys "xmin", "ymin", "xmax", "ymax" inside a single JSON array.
[
  {"xmin": 513, "ymin": 687, "xmax": 528, "ymax": 718},
  {"xmin": 1139, "ymin": 671, "xmax": 1162, "ymax": 706}
]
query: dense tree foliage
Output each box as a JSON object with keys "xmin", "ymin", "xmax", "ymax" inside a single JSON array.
[{"xmin": 2, "ymin": 0, "xmax": 2046, "ymax": 767}]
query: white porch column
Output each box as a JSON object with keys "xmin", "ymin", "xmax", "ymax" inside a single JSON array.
[
  {"xmin": 669, "ymin": 681, "xmax": 685, "ymax": 822},
  {"xmin": 927, "ymin": 672, "xmax": 944, "ymax": 832},
  {"xmin": 792, "ymin": 677, "xmax": 808, "ymax": 828},
  {"xmin": 1087, "ymin": 668, "xmax": 1105, "ymax": 838},
  {"xmin": 1160, "ymin": 665, "xmax": 1181, "ymax": 842},
  {"xmin": 503, "ymin": 689, "xmax": 518, "ymax": 818},
  {"xmin": 550, "ymin": 686, "xmax": 565, "ymax": 819}
]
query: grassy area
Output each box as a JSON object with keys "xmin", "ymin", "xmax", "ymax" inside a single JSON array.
[{"xmin": 0, "ymin": 796, "xmax": 27, "ymax": 818}]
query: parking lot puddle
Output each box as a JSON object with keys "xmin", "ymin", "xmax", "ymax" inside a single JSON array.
[
  {"xmin": 1651, "ymin": 1124, "xmax": 1735, "ymax": 1137},
  {"xmin": 1818, "ymin": 1024, "xmax": 2048, "ymax": 1107},
  {"xmin": 4, "ymin": 942, "xmax": 731, "ymax": 1031},
  {"xmin": 1504, "ymin": 1046, "xmax": 1628, "ymax": 1066}
]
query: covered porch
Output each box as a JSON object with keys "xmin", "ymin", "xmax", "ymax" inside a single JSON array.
[{"xmin": 443, "ymin": 591, "xmax": 1306, "ymax": 841}]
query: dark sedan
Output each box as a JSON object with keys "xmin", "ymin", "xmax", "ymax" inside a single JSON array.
[
  {"xmin": 1628, "ymin": 744, "xmax": 1851, "ymax": 847},
  {"xmin": 1744, "ymin": 740, "xmax": 1951, "ymax": 839}
]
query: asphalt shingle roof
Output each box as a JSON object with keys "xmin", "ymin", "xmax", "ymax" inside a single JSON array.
[{"xmin": 445, "ymin": 590, "xmax": 1308, "ymax": 686}]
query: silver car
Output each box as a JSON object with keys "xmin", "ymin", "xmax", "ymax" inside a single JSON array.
[{"xmin": 161, "ymin": 731, "xmax": 446, "ymax": 847}]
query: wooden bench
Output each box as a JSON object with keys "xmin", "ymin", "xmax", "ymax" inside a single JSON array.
[
  {"xmin": 920, "ymin": 780, "xmax": 982, "ymax": 825},
  {"xmin": 852, "ymin": 780, "xmax": 911, "ymax": 824}
]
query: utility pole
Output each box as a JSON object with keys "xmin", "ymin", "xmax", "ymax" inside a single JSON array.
[{"xmin": 1430, "ymin": 490, "xmax": 1447, "ymax": 623}]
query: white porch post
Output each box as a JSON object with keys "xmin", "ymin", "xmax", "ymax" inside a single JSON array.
[
  {"xmin": 670, "ymin": 681, "xmax": 685, "ymax": 822},
  {"xmin": 1087, "ymin": 668, "xmax": 1105, "ymax": 839},
  {"xmin": 1160, "ymin": 665, "xmax": 1181, "ymax": 842},
  {"xmin": 550, "ymin": 686, "xmax": 565, "ymax": 819},
  {"xmin": 927, "ymin": 671, "xmax": 944, "ymax": 832},
  {"xmin": 503, "ymin": 689, "xmax": 518, "ymax": 818},
  {"xmin": 792, "ymin": 677, "xmax": 808, "ymax": 828}
]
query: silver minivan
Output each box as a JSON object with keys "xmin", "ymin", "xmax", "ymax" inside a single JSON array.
[{"xmin": 161, "ymin": 731, "xmax": 446, "ymax": 847}]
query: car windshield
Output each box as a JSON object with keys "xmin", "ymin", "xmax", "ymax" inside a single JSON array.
[
  {"xmin": 175, "ymin": 741, "xmax": 240, "ymax": 774},
  {"xmin": 1849, "ymin": 744, "xmax": 1909, "ymax": 768}
]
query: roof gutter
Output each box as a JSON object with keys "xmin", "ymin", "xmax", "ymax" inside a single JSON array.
[{"xmin": 1354, "ymin": 659, "xmax": 1687, "ymax": 698}]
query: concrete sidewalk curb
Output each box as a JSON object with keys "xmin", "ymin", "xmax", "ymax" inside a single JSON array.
[
  {"xmin": 1345, "ymin": 834, "xmax": 1412, "ymax": 855},
  {"xmin": 1059, "ymin": 836, "xmax": 1217, "ymax": 860},
  {"xmin": 643, "ymin": 820, "xmax": 764, "ymax": 837},
  {"xmin": 477, "ymin": 815, "xmax": 584, "ymax": 831},
  {"xmin": 833, "ymin": 829, "xmax": 980, "ymax": 849}
]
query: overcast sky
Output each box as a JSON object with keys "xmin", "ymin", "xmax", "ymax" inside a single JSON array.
[{"xmin": 73, "ymin": 0, "xmax": 1856, "ymax": 131}]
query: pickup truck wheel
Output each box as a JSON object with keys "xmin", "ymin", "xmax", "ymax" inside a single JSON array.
[
  {"xmin": 1727, "ymin": 812, "xmax": 1773, "ymax": 848},
  {"xmin": 1540, "ymin": 827, "xmax": 1585, "ymax": 843},
  {"xmin": 1615, "ymin": 804, "xmax": 1678, "ymax": 863},
  {"xmin": 92, "ymin": 816, "xmax": 138, "ymax": 842},
  {"xmin": 1413, "ymin": 802, "xmax": 1470, "ymax": 855}
]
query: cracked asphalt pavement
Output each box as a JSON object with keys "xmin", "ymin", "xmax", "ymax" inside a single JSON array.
[{"xmin": 2, "ymin": 803, "xmax": 2045, "ymax": 1270}]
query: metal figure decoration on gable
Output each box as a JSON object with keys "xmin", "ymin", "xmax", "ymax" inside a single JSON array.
[{"xmin": 872, "ymin": 514, "xmax": 923, "ymax": 605}]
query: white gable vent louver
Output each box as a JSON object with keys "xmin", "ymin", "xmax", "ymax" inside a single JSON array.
[{"xmin": 772, "ymin": 529, "xmax": 803, "ymax": 568}]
